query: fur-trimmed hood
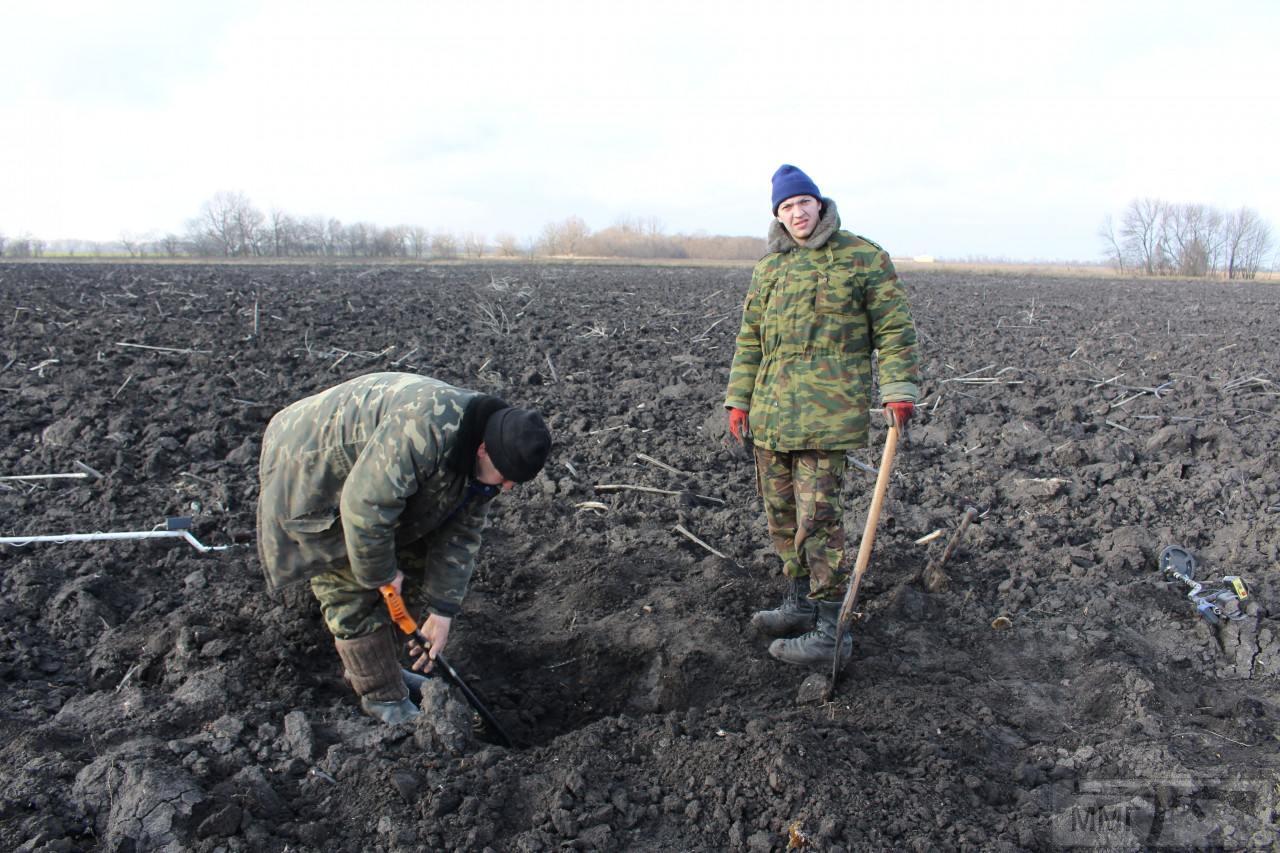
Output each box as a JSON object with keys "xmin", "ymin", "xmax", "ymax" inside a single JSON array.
[{"xmin": 767, "ymin": 197, "xmax": 841, "ymax": 253}]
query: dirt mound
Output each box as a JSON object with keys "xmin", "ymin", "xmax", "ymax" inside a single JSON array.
[{"xmin": 1, "ymin": 261, "xmax": 1277, "ymax": 851}]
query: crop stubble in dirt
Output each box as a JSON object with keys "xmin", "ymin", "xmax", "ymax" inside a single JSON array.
[{"xmin": 0, "ymin": 261, "xmax": 1277, "ymax": 852}]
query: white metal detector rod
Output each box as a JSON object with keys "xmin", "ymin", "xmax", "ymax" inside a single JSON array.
[
  {"xmin": 0, "ymin": 473, "xmax": 89, "ymax": 482},
  {"xmin": 0, "ymin": 525, "xmax": 232, "ymax": 553}
]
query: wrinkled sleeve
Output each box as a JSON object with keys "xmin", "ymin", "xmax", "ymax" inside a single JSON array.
[
  {"xmin": 417, "ymin": 497, "xmax": 492, "ymax": 617},
  {"xmin": 339, "ymin": 413, "xmax": 436, "ymax": 588},
  {"xmin": 725, "ymin": 267, "xmax": 765, "ymax": 410},
  {"xmin": 865, "ymin": 254, "xmax": 920, "ymax": 403}
]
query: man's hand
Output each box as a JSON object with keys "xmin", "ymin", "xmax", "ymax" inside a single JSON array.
[
  {"xmin": 728, "ymin": 407, "xmax": 749, "ymax": 444},
  {"xmin": 407, "ymin": 613, "xmax": 452, "ymax": 673},
  {"xmin": 884, "ymin": 401, "xmax": 914, "ymax": 429}
]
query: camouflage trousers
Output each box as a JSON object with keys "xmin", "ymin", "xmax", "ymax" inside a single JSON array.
[
  {"xmin": 309, "ymin": 547, "xmax": 436, "ymax": 641},
  {"xmin": 754, "ymin": 447, "xmax": 848, "ymax": 602}
]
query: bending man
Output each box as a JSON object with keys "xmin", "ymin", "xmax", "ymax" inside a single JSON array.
[{"xmin": 258, "ymin": 372, "xmax": 551, "ymax": 723}]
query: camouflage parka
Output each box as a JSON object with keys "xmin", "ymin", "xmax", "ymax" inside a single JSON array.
[
  {"xmin": 725, "ymin": 198, "xmax": 920, "ymax": 451},
  {"xmin": 257, "ymin": 372, "xmax": 502, "ymax": 616}
]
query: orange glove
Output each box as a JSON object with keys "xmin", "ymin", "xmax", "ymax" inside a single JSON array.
[
  {"xmin": 884, "ymin": 401, "xmax": 914, "ymax": 428},
  {"xmin": 727, "ymin": 407, "xmax": 749, "ymax": 443}
]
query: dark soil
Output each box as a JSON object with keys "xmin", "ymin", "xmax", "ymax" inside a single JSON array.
[{"xmin": 1, "ymin": 261, "xmax": 1277, "ymax": 852}]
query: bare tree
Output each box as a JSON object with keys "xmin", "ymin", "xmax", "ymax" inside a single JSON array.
[
  {"xmin": 1162, "ymin": 202, "xmax": 1223, "ymax": 277},
  {"xmin": 407, "ymin": 226, "xmax": 430, "ymax": 258},
  {"xmin": 322, "ymin": 218, "xmax": 343, "ymax": 256},
  {"xmin": 540, "ymin": 215, "xmax": 590, "ymax": 256},
  {"xmin": 188, "ymin": 191, "xmax": 265, "ymax": 257},
  {"xmin": 560, "ymin": 216, "xmax": 589, "ymax": 255},
  {"xmin": 1119, "ymin": 198, "xmax": 1168, "ymax": 275},
  {"xmin": 1098, "ymin": 215, "xmax": 1126, "ymax": 274},
  {"xmin": 1223, "ymin": 206, "xmax": 1273, "ymax": 280},
  {"xmin": 640, "ymin": 215, "xmax": 665, "ymax": 240},
  {"xmin": 236, "ymin": 204, "xmax": 266, "ymax": 256},
  {"xmin": 430, "ymin": 230, "xmax": 458, "ymax": 260},
  {"xmin": 494, "ymin": 232, "xmax": 519, "ymax": 257},
  {"xmin": 463, "ymin": 232, "xmax": 486, "ymax": 259},
  {"xmin": 285, "ymin": 216, "xmax": 318, "ymax": 255},
  {"xmin": 119, "ymin": 231, "xmax": 142, "ymax": 258},
  {"xmin": 342, "ymin": 222, "xmax": 373, "ymax": 257},
  {"xmin": 0, "ymin": 232, "xmax": 6, "ymax": 256},
  {"xmin": 268, "ymin": 208, "xmax": 298, "ymax": 257},
  {"xmin": 372, "ymin": 225, "xmax": 407, "ymax": 257},
  {"xmin": 159, "ymin": 233, "xmax": 183, "ymax": 257},
  {"xmin": 538, "ymin": 221, "xmax": 562, "ymax": 255}
]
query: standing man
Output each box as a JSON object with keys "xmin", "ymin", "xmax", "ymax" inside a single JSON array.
[
  {"xmin": 725, "ymin": 164, "xmax": 919, "ymax": 666},
  {"xmin": 258, "ymin": 372, "xmax": 551, "ymax": 723}
]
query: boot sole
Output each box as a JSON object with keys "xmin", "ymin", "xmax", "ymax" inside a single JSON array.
[{"xmin": 767, "ymin": 638, "xmax": 852, "ymax": 667}]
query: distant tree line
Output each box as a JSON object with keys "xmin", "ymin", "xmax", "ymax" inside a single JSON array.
[
  {"xmin": 539, "ymin": 214, "xmax": 766, "ymax": 261},
  {"xmin": 0, "ymin": 233, "xmax": 47, "ymax": 258},
  {"xmin": 1100, "ymin": 198, "xmax": 1274, "ymax": 279},
  {"xmin": 1, "ymin": 190, "xmax": 766, "ymax": 262}
]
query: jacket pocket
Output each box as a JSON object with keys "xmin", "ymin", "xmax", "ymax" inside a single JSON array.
[
  {"xmin": 280, "ymin": 510, "xmax": 347, "ymax": 565},
  {"xmin": 815, "ymin": 271, "xmax": 857, "ymax": 316}
]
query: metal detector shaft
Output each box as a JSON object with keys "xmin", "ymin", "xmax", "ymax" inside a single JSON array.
[
  {"xmin": 826, "ymin": 423, "xmax": 901, "ymax": 700},
  {"xmin": 0, "ymin": 528, "xmax": 231, "ymax": 553}
]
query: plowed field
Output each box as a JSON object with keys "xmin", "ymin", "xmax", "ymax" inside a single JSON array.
[{"xmin": 1, "ymin": 261, "xmax": 1277, "ymax": 852}]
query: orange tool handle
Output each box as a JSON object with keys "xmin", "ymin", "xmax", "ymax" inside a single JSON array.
[{"xmin": 379, "ymin": 584, "xmax": 420, "ymax": 637}]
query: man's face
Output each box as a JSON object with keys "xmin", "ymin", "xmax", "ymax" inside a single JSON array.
[
  {"xmin": 476, "ymin": 444, "xmax": 516, "ymax": 490},
  {"xmin": 776, "ymin": 195, "xmax": 821, "ymax": 241}
]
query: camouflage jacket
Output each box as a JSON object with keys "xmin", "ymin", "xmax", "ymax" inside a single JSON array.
[
  {"xmin": 257, "ymin": 372, "xmax": 501, "ymax": 616},
  {"xmin": 725, "ymin": 199, "xmax": 920, "ymax": 451}
]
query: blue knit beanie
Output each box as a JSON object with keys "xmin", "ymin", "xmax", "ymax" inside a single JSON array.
[{"xmin": 771, "ymin": 164, "xmax": 821, "ymax": 215}]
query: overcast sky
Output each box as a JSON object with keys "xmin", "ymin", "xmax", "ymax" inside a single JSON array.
[{"xmin": 3, "ymin": 1, "xmax": 1277, "ymax": 261}]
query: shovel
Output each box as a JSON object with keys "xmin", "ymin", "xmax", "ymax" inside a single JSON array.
[
  {"xmin": 825, "ymin": 423, "xmax": 901, "ymax": 700},
  {"xmin": 380, "ymin": 585, "xmax": 515, "ymax": 747}
]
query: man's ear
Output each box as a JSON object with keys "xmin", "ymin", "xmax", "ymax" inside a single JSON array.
[{"xmin": 476, "ymin": 442, "xmax": 490, "ymax": 461}]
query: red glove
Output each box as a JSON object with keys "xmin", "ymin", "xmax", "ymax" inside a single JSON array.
[
  {"xmin": 884, "ymin": 401, "xmax": 914, "ymax": 428},
  {"xmin": 727, "ymin": 407, "xmax": 749, "ymax": 443}
]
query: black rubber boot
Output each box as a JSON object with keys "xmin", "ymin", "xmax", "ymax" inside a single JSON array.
[
  {"xmin": 334, "ymin": 626, "xmax": 421, "ymax": 725},
  {"xmin": 768, "ymin": 600, "xmax": 851, "ymax": 666},
  {"xmin": 750, "ymin": 576, "xmax": 817, "ymax": 637}
]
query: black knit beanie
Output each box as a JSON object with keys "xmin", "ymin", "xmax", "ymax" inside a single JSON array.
[{"xmin": 483, "ymin": 407, "xmax": 551, "ymax": 483}]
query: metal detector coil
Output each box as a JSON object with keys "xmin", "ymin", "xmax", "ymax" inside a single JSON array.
[{"xmin": 1158, "ymin": 544, "xmax": 1250, "ymax": 626}]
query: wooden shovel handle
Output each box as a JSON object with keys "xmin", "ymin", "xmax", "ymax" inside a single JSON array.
[
  {"xmin": 848, "ymin": 424, "xmax": 900, "ymax": 585},
  {"xmin": 828, "ymin": 424, "xmax": 901, "ymax": 696}
]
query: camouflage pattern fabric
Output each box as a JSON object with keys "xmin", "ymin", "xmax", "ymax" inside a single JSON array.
[
  {"xmin": 755, "ymin": 447, "xmax": 849, "ymax": 601},
  {"xmin": 257, "ymin": 372, "xmax": 495, "ymax": 619},
  {"xmin": 309, "ymin": 542, "xmax": 444, "ymax": 640},
  {"xmin": 725, "ymin": 198, "xmax": 920, "ymax": 452}
]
